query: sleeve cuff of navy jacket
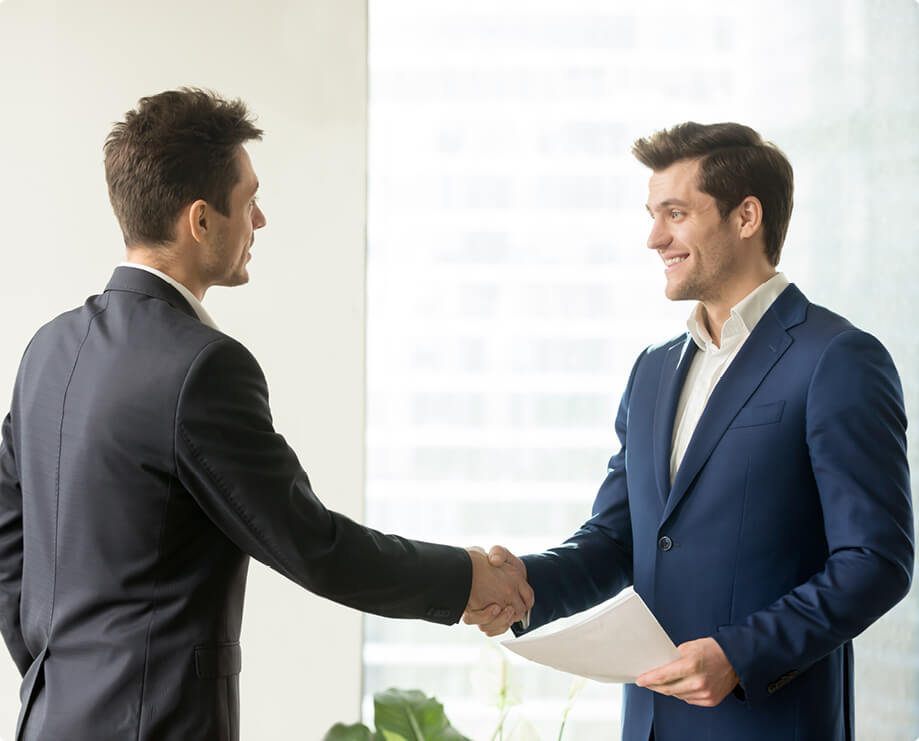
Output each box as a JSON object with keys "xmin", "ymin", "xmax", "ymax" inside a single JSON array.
[
  {"xmin": 712, "ymin": 629, "xmax": 759, "ymax": 706},
  {"xmin": 713, "ymin": 627, "xmax": 795, "ymax": 707}
]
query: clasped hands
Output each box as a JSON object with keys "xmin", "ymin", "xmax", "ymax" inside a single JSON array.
[
  {"xmin": 463, "ymin": 545, "xmax": 533, "ymax": 636},
  {"xmin": 463, "ymin": 545, "xmax": 739, "ymax": 708}
]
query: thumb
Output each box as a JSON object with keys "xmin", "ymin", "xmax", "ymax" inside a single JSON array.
[{"xmin": 488, "ymin": 544, "xmax": 511, "ymax": 566}]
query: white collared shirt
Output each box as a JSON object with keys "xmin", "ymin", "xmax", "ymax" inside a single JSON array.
[
  {"xmin": 669, "ymin": 272, "xmax": 790, "ymax": 483},
  {"xmin": 118, "ymin": 262, "xmax": 219, "ymax": 331}
]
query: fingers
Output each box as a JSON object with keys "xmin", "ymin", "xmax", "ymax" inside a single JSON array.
[
  {"xmin": 488, "ymin": 545, "xmax": 527, "ymax": 575},
  {"xmin": 502, "ymin": 580, "xmax": 528, "ymax": 618},
  {"xmin": 466, "ymin": 605, "xmax": 517, "ymax": 636},
  {"xmin": 638, "ymin": 673, "xmax": 723, "ymax": 706},
  {"xmin": 486, "ymin": 544, "xmax": 534, "ymax": 611},
  {"xmin": 635, "ymin": 656, "xmax": 687, "ymax": 691},
  {"xmin": 462, "ymin": 604, "xmax": 502, "ymax": 625},
  {"xmin": 465, "ymin": 547, "xmax": 523, "ymax": 615},
  {"xmin": 635, "ymin": 638, "xmax": 738, "ymax": 707},
  {"xmin": 516, "ymin": 575, "xmax": 535, "ymax": 612},
  {"xmin": 487, "ymin": 544, "xmax": 512, "ymax": 566},
  {"xmin": 479, "ymin": 546, "xmax": 529, "ymax": 616},
  {"xmin": 464, "ymin": 546, "xmax": 532, "ymax": 629},
  {"xmin": 463, "ymin": 604, "xmax": 517, "ymax": 635},
  {"xmin": 479, "ymin": 606, "xmax": 516, "ymax": 636},
  {"xmin": 636, "ymin": 643, "xmax": 701, "ymax": 697}
]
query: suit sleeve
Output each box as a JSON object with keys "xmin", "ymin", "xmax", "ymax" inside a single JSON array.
[
  {"xmin": 174, "ymin": 337, "xmax": 472, "ymax": 625},
  {"xmin": 714, "ymin": 329, "xmax": 914, "ymax": 706},
  {"xmin": 516, "ymin": 351, "xmax": 641, "ymax": 633},
  {"xmin": 0, "ymin": 411, "xmax": 31, "ymax": 675}
]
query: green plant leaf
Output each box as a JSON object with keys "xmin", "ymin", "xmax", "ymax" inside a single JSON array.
[
  {"xmin": 373, "ymin": 688, "xmax": 472, "ymax": 741},
  {"xmin": 379, "ymin": 731, "xmax": 411, "ymax": 741},
  {"xmin": 323, "ymin": 722, "xmax": 376, "ymax": 741}
]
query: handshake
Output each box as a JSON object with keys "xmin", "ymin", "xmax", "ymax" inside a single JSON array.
[{"xmin": 463, "ymin": 545, "xmax": 533, "ymax": 637}]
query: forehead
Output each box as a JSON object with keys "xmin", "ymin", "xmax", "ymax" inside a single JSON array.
[
  {"xmin": 232, "ymin": 146, "xmax": 259, "ymax": 194},
  {"xmin": 647, "ymin": 158, "xmax": 702, "ymax": 202}
]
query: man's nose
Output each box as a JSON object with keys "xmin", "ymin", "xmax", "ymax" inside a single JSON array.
[
  {"xmin": 253, "ymin": 203, "xmax": 267, "ymax": 229},
  {"xmin": 647, "ymin": 218, "xmax": 670, "ymax": 251}
]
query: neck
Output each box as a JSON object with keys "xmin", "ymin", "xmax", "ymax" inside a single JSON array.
[
  {"xmin": 125, "ymin": 246, "xmax": 206, "ymax": 301},
  {"xmin": 700, "ymin": 268, "xmax": 777, "ymax": 347}
]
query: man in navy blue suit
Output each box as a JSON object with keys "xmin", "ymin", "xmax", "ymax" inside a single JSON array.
[{"xmin": 464, "ymin": 122, "xmax": 914, "ymax": 740}]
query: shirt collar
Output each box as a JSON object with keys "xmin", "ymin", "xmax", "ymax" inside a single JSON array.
[
  {"xmin": 687, "ymin": 272, "xmax": 790, "ymax": 351},
  {"xmin": 118, "ymin": 262, "xmax": 219, "ymax": 330}
]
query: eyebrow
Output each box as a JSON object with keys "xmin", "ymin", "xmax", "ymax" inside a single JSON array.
[{"xmin": 646, "ymin": 198, "xmax": 690, "ymax": 214}]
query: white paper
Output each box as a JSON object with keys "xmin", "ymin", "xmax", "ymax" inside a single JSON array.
[{"xmin": 501, "ymin": 587, "xmax": 680, "ymax": 683}]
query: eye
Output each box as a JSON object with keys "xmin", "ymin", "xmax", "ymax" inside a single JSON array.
[{"xmin": 670, "ymin": 209, "xmax": 683, "ymax": 219}]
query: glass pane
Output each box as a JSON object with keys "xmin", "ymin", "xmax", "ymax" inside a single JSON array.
[{"xmin": 365, "ymin": 2, "xmax": 919, "ymax": 739}]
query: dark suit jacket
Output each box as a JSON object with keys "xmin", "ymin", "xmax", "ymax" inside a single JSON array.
[
  {"xmin": 518, "ymin": 284, "xmax": 914, "ymax": 741},
  {"xmin": 0, "ymin": 267, "xmax": 472, "ymax": 740}
]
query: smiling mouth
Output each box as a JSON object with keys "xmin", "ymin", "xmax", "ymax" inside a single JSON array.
[{"xmin": 664, "ymin": 255, "xmax": 688, "ymax": 267}]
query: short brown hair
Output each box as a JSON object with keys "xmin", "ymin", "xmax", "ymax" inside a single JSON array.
[
  {"xmin": 104, "ymin": 88, "xmax": 263, "ymax": 246},
  {"xmin": 632, "ymin": 122, "xmax": 793, "ymax": 266}
]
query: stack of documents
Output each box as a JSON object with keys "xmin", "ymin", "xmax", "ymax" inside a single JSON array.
[{"xmin": 501, "ymin": 587, "xmax": 680, "ymax": 683}]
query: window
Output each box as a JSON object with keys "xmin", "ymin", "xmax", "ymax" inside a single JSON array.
[{"xmin": 365, "ymin": 2, "xmax": 919, "ymax": 738}]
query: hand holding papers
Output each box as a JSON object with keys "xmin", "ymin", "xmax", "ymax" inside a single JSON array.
[{"xmin": 501, "ymin": 587, "xmax": 680, "ymax": 683}]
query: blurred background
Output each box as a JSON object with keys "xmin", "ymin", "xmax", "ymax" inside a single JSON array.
[{"xmin": 363, "ymin": 1, "xmax": 919, "ymax": 739}]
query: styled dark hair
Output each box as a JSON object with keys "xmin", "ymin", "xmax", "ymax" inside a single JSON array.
[
  {"xmin": 632, "ymin": 122, "xmax": 793, "ymax": 266},
  {"xmin": 104, "ymin": 88, "xmax": 263, "ymax": 246}
]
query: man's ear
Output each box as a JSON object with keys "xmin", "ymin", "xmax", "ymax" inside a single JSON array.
[
  {"xmin": 737, "ymin": 196, "xmax": 763, "ymax": 240},
  {"xmin": 187, "ymin": 200, "xmax": 210, "ymax": 243}
]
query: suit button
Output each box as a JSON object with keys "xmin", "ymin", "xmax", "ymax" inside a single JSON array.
[{"xmin": 658, "ymin": 536, "xmax": 673, "ymax": 551}]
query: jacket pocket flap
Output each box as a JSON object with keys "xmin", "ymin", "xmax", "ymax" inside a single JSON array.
[
  {"xmin": 729, "ymin": 400, "xmax": 785, "ymax": 429},
  {"xmin": 195, "ymin": 642, "xmax": 242, "ymax": 678}
]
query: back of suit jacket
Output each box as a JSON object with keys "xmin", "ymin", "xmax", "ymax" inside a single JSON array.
[
  {"xmin": 0, "ymin": 267, "xmax": 471, "ymax": 740},
  {"xmin": 518, "ymin": 285, "xmax": 913, "ymax": 741}
]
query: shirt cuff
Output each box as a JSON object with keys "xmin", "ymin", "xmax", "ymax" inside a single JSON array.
[{"xmin": 517, "ymin": 609, "xmax": 531, "ymax": 631}]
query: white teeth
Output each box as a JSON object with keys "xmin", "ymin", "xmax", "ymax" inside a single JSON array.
[{"xmin": 664, "ymin": 256, "xmax": 687, "ymax": 266}]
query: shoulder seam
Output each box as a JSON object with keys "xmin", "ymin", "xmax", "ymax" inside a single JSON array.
[{"xmin": 48, "ymin": 292, "xmax": 111, "ymax": 637}]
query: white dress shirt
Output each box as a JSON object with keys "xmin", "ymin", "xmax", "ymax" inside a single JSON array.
[
  {"xmin": 118, "ymin": 262, "xmax": 219, "ymax": 331},
  {"xmin": 669, "ymin": 272, "xmax": 790, "ymax": 484}
]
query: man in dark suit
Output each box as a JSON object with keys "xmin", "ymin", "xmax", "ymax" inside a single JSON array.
[
  {"xmin": 465, "ymin": 122, "xmax": 914, "ymax": 740},
  {"xmin": 0, "ymin": 88, "xmax": 533, "ymax": 741}
]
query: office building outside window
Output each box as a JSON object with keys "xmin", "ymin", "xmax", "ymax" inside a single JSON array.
[{"xmin": 364, "ymin": 2, "xmax": 919, "ymax": 739}]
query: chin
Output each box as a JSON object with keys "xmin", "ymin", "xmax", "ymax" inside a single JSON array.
[
  {"xmin": 664, "ymin": 276, "xmax": 700, "ymax": 303},
  {"xmin": 664, "ymin": 282, "xmax": 685, "ymax": 302},
  {"xmin": 216, "ymin": 272, "xmax": 250, "ymax": 289}
]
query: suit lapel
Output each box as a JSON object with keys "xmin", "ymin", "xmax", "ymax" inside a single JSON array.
[
  {"xmin": 661, "ymin": 286, "xmax": 807, "ymax": 523},
  {"xmin": 652, "ymin": 336, "xmax": 696, "ymax": 506}
]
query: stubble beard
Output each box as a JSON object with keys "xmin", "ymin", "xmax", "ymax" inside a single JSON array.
[
  {"xmin": 204, "ymin": 226, "xmax": 251, "ymax": 289},
  {"xmin": 665, "ymin": 267, "xmax": 708, "ymax": 303}
]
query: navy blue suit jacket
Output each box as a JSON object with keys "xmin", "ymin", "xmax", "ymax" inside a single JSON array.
[
  {"xmin": 519, "ymin": 284, "xmax": 913, "ymax": 741},
  {"xmin": 0, "ymin": 268, "xmax": 472, "ymax": 740}
]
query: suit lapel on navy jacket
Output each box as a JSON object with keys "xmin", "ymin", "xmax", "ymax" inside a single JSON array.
[
  {"xmin": 652, "ymin": 335, "xmax": 696, "ymax": 507},
  {"xmin": 661, "ymin": 285, "xmax": 807, "ymax": 523}
]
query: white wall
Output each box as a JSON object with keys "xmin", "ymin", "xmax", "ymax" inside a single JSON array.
[{"xmin": 0, "ymin": 1, "xmax": 368, "ymax": 738}]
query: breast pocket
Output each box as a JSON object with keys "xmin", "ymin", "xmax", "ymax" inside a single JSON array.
[{"xmin": 729, "ymin": 400, "xmax": 785, "ymax": 429}]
